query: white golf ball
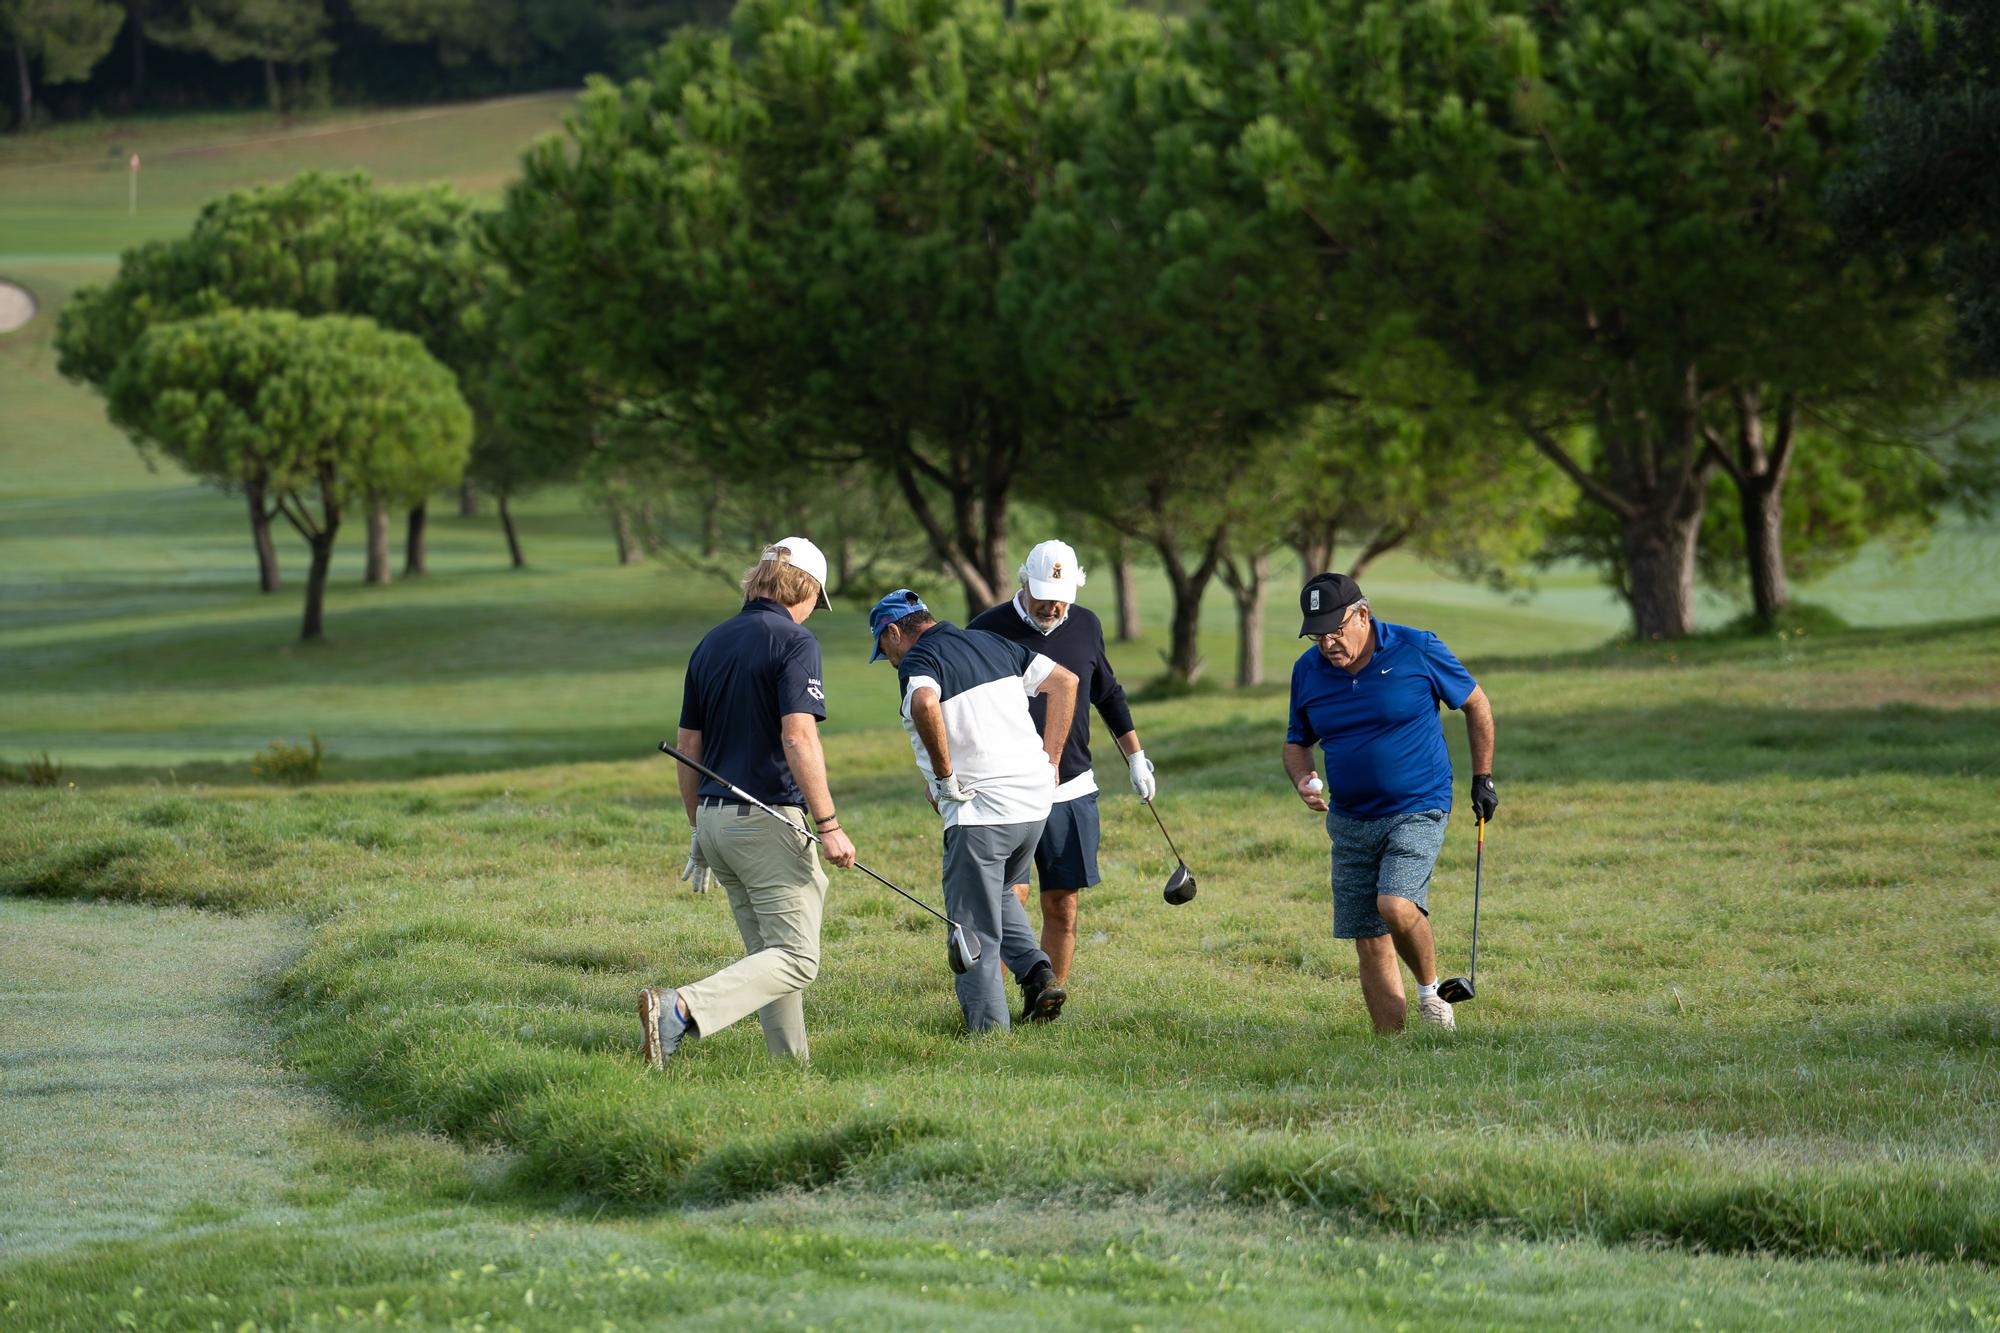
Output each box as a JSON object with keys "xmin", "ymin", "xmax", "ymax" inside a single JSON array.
[{"xmin": 1304, "ymin": 775, "xmax": 1323, "ymax": 794}]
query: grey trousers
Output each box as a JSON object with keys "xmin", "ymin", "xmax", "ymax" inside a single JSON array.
[
  {"xmin": 942, "ymin": 819, "xmax": 1052, "ymax": 1032},
  {"xmin": 679, "ymin": 803, "xmax": 829, "ymax": 1059}
]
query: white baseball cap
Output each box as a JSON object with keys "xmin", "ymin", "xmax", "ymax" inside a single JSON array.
[
  {"xmin": 764, "ymin": 535, "xmax": 833, "ymax": 608},
  {"xmin": 1020, "ymin": 539, "xmax": 1085, "ymax": 602}
]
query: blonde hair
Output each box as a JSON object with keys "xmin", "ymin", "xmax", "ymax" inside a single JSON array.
[{"xmin": 742, "ymin": 545, "xmax": 822, "ymax": 606}]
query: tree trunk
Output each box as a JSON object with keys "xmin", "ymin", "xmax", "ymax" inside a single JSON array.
[
  {"xmin": 1293, "ymin": 523, "xmax": 1336, "ymax": 583},
  {"xmin": 1347, "ymin": 526, "xmax": 1410, "ymax": 582},
  {"xmin": 638, "ymin": 501, "xmax": 660, "ymax": 553},
  {"xmin": 15, "ymin": 43, "xmax": 31, "ymax": 130},
  {"xmin": 610, "ymin": 504, "xmax": 642, "ymax": 565},
  {"xmin": 299, "ymin": 487, "xmax": 342, "ymax": 641},
  {"xmin": 1155, "ymin": 526, "xmax": 1226, "ymax": 688},
  {"xmin": 976, "ymin": 485, "xmax": 1009, "ymax": 615},
  {"xmin": 1620, "ymin": 500, "xmax": 1704, "ymax": 640},
  {"xmin": 364, "ymin": 500, "xmax": 391, "ymax": 584},
  {"xmin": 1741, "ymin": 476, "xmax": 1787, "ymax": 625},
  {"xmin": 1112, "ymin": 541, "xmax": 1140, "ymax": 642},
  {"xmin": 458, "ymin": 481, "xmax": 478, "ymax": 516},
  {"xmin": 246, "ymin": 478, "xmax": 281, "ymax": 592},
  {"xmin": 1220, "ymin": 549, "xmax": 1268, "ymax": 688},
  {"xmin": 1520, "ymin": 370, "xmax": 1715, "ymax": 641},
  {"xmin": 1721, "ymin": 389, "xmax": 1796, "ymax": 629},
  {"xmin": 837, "ymin": 535, "xmax": 855, "ymax": 588},
  {"xmin": 701, "ymin": 482, "xmax": 722, "ymax": 558},
  {"xmin": 404, "ymin": 504, "xmax": 427, "ymax": 576},
  {"xmin": 890, "ymin": 446, "xmax": 1003, "ymax": 615},
  {"xmin": 499, "ymin": 494, "xmax": 526, "ymax": 569},
  {"xmin": 263, "ymin": 58, "xmax": 281, "ymax": 112}
]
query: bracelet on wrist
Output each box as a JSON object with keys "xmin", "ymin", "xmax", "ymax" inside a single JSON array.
[{"xmin": 814, "ymin": 812, "xmax": 839, "ymax": 826}]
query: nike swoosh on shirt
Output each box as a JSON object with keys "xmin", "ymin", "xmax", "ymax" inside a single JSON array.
[{"xmin": 1379, "ymin": 667, "xmax": 1392, "ymax": 674}]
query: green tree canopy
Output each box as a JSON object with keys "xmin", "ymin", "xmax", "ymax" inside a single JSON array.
[
  {"xmin": 1833, "ymin": 0, "xmax": 2000, "ymax": 377},
  {"xmin": 105, "ymin": 309, "xmax": 472, "ymax": 640},
  {"xmin": 1, "ymin": 0, "xmax": 123, "ymax": 127},
  {"xmin": 58, "ymin": 170, "xmax": 499, "ymax": 586},
  {"xmin": 151, "ymin": 0, "xmax": 330, "ymax": 108},
  {"xmin": 1199, "ymin": 0, "xmax": 1929, "ymax": 639},
  {"xmin": 494, "ymin": 0, "xmax": 1169, "ymax": 614}
]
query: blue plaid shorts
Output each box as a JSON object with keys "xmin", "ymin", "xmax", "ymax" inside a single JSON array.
[{"xmin": 1326, "ymin": 808, "xmax": 1448, "ymax": 939}]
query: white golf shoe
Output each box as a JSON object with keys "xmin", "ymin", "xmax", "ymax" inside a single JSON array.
[{"xmin": 1417, "ymin": 992, "xmax": 1457, "ymax": 1031}]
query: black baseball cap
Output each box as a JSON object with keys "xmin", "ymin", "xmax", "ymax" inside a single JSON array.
[{"xmin": 1298, "ymin": 572, "xmax": 1364, "ymax": 636}]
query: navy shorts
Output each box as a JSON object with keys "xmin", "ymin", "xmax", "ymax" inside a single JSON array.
[
  {"xmin": 1327, "ymin": 808, "xmax": 1448, "ymax": 939},
  {"xmin": 1028, "ymin": 792, "xmax": 1101, "ymax": 892}
]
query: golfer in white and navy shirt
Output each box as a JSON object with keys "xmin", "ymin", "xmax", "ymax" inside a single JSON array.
[{"xmin": 870, "ymin": 589, "xmax": 1080, "ymax": 1032}]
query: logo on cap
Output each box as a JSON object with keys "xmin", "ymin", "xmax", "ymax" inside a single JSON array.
[
  {"xmin": 1051, "ymin": 562, "xmax": 1063, "ymax": 579},
  {"xmin": 1310, "ymin": 589, "xmax": 1321, "ymax": 611}
]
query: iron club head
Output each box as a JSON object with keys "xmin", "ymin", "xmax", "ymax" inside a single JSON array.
[
  {"xmin": 946, "ymin": 922, "xmax": 981, "ymax": 975},
  {"xmin": 1162, "ymin": 860, "xmax": 1196, "ymax": 906},
  {"xmin": 1437, "ymin": 975, "xmax": 1474, "ymax": 1005}
]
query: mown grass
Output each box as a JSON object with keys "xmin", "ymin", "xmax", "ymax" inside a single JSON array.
[
  {"xmin": 6, "ymin": 621, "xmax": 1998, "ymax": 1282},
  {"xmin": 14, "ymin": 899, "xmax": 1998, "ymax": 1330}
]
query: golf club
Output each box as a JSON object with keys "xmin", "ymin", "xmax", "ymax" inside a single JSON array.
[
  {"xmin": 1438, "ymin": 816, "xmax": 1483, "ymax": 1005},
  {"xmin": 1142, "ymin": 798, "xmax": 1197, "ymax": 905},
  {"xmin": 656, "ymin": 741, "xmax": 980, "ymax": 974}
]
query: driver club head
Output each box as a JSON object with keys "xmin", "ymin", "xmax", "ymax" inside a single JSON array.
[
  {"xmin": 1437, "ymin": 975, "xmax": 1474, "ymax": 1005},
  {"xmin": 946, "ymin": 922, "xmax": 980, "ymax": 975},
  {"xmin": 1162, "ymin": 861, "xmax": 1196, "ymax": 906}
]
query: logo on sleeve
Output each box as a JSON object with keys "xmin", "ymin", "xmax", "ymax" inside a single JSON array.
[{"xmin": 807, "ymin": 677, "xmax": 825, "ymax": 701}]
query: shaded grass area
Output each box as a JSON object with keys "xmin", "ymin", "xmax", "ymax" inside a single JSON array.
[{"xmin": 6, "ymin": 622, "xmax": 1998, "ymax": 1274}]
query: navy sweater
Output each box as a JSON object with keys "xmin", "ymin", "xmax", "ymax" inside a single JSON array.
[{"xmin": 964, "ymin": 599, "xmax": 1135, "ymax": 786}]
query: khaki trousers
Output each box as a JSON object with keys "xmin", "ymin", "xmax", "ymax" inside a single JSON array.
[{"xmin": 676, "ymin": 803, "xmax": 829, "ymax": 1060}]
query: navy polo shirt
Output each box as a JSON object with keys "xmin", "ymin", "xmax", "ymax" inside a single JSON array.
[
  {"xmin": 1286, "ymin": 620, "xmax": 1477, "ymax": 820},
  {"xmin": 678, "ymin": 598, "xmax": 827, "ymax": 806}
]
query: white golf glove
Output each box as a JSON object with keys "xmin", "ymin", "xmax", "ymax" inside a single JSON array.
[
  {"xmin": 1127, "ymin": 749, "xmax": 1157, "ymax": 801},
  {"xmin": 680, "ymin": 828, "xmax": 715, "ymax": 893},
  {"xmin": 928, "ymin": 771, "xmax": 977, "ymax": 805}
]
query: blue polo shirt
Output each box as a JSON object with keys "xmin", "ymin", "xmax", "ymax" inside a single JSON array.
[
  {"xmin": 678, "ymin": 598, "xmax": 827, "ymax": 806},
  {"xmin": 1286, "ymin": 620, "xmax": 1477, "ymax": 820}
]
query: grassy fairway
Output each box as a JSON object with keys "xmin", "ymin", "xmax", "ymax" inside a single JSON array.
[{"xmin": 5, "ymin": 102, "xmax": 2000, "ymax": 1329}]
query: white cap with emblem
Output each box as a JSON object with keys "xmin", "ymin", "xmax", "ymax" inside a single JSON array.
[{"xmin": 1020, "ymin": 539, "xmax": 1085, "ymax": 602}]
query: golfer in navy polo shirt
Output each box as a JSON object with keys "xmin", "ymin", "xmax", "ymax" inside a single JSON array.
[
  {"xmin": 1282, "ymin": 573, "xmax": 1497, "ymax": 1034},
  {"xmin": 640, "ymin": 537, "xmax": 858, "ymax": 1071},
  {"xmin": 967, "ymin": 540, "xmax": 1155, "ymax": 1010}
]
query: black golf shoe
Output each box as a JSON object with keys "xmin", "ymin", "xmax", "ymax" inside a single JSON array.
[{"xmin": 1019, "ymin": 964, "xmax": 1067, "ymax": 1024}]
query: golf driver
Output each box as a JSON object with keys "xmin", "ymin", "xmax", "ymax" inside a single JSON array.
[
  {"xmin": 656, "ymin": 741, "xmax": 980, "ymax": 974},
  {"xmin": 1437, "ymin": 816, "xmax": 1483, "ymax": 1005},
  {"xmin": 1142, "ymin": 798, "xmax": 1197, "ymax": 905}
]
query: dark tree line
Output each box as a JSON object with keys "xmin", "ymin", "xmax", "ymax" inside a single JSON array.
[{"xmin": 2, "ymin": 0, "xmax": 729, "ymax": 129}]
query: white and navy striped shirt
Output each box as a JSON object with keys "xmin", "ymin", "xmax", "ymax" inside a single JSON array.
[{"xmin": 896, "ymin": 622, "xmax": 1057, "ymax": 829}]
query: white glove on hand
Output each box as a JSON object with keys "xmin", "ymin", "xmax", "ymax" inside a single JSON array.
[
  {"xmin": 928, "ymin": 771, "xmax": 976, "ymax": 805},
  {"xmin": 1127, "ymin": 749, "xmax": 1157, "ymax": 801},
  {"xmin": 680, "ymin": 828, "xmax": 714, "ymax": 893}
]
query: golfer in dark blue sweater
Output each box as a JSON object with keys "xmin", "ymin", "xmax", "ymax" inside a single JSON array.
[{"xmin": 967, "ymin": 540, "xmax": 1155, "ymax": 1012}]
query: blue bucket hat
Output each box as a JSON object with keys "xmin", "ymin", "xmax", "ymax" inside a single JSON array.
[{"xmin": 868, "ymin": 589, "xmax": 928, "ymax": 662}]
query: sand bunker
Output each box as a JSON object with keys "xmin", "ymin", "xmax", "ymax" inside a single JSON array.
[{"xmin": 0, "ymin": 280, "xmax": 37, "ymax": 334}]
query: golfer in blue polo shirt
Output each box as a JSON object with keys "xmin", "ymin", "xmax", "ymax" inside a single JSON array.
[{"xmin": 1282, "ymin": 573, "xmax": 1497, "ymax": 1034}]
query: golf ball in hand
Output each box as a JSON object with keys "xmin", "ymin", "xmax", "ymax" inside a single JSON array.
[{"xmin": 1304, "ymin": 776, "xmax": 1323, "ymax": 795}]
